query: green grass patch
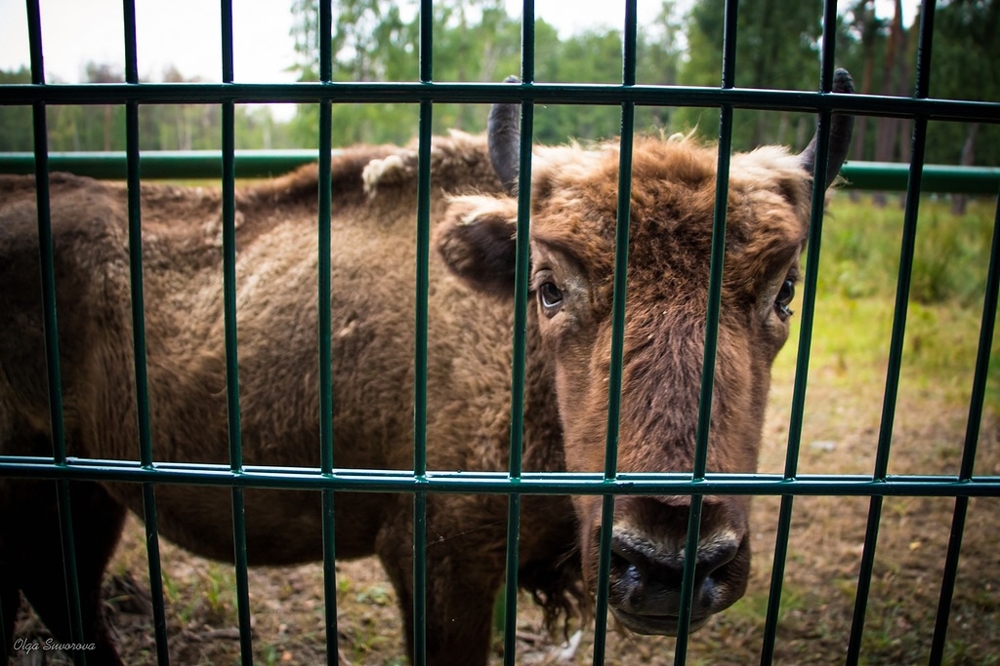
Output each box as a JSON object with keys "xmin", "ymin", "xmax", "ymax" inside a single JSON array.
[
  {"xmin": 776, "ymin": 194, "xmax": 999, "ymax": 413},
  {"xmin": 727, "ymin": 582, "xmax": 807, "ymax": 627},
  {"xmin": 822, "ymin": 195, "xmax": 997, "ymax": 307}
]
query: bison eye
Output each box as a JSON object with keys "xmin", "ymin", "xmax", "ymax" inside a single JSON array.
[
  {"xmin": 538, "ymin": 281, "xmax": 564, "ymax": 315},
  {"xmin": 775, "ymin": 278, "xmax": 795, "ymax": 319}
]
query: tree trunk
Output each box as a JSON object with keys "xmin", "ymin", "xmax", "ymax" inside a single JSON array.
[
  {"xmin": 893, "ymin": 0, "xmax": 911, "ymax": 210},
  {"xmin": 873, "ymin": 0, "xmax": 906, "ymax": 208},
  {"xmin": 850, "ymin": 0, "xmax": 877, "ymax": 202},
  {"xmin": 951, "ymin": 123, "xmax": 980, "ymax": 215},
  {"xmin": 103, "ymin": 105, "xmax": 113, "ymax": 152}
]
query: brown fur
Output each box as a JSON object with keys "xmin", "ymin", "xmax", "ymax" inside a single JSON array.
[{"xmin": 1, "ymin": 129, "xmax": 827, "ymax": 664}]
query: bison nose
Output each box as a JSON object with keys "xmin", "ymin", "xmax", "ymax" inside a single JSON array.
[{"xmin": 606, "ymin": 522, "xmax": 742, "ymax": 635}]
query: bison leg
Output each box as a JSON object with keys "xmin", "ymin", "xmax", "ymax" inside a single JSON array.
[
  {"xmin": 2, "ymin": 479, "xmax": 126, "ymax": 665},
  {"xmin": 376, "ymin": 495, "xmax": 505, "ymax": 666}
]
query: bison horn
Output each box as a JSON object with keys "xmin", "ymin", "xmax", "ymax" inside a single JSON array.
[
  {"xmin": 489, "ymin": 69, "xmax": 854, "ymax": 194},
  {"xmin": 799, "ymin": 68, "xmax": 855, "ymax": 190},
  {"xmin": 488, "ymin": 75, "xmax": 522, "ymax": 195}
]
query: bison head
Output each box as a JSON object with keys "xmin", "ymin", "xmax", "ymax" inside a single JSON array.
[{"xmin": 436, "ymin": 72, "xmax": 854, "ymax": 635}]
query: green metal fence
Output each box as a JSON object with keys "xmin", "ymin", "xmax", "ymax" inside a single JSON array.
[{"xmin": 0, "ymin": 0, "xmax": 998, "ymax": 665}]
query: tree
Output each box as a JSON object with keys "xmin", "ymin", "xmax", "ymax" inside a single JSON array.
[
  {"xmin": 289, "ymin": 0, "xmax": 523, "ymax": 146},
  {"xmin": 44, "ymin": 62, "xmax": 127, "ymax": 152},
  {"xmin": 287, "ymin": 0, "xmax": 683, "ymax": 147},
  {"xmin": 0, "ymin": 63, "xmax": 287, "ymax": 152},
  {"xmin": 927, "ymin": 0, "xmax": 1000, "ymax": 211},
  {"xmin": 85, "ymin": 62, "xmax": 125, "ymax": 151},
  {"xmin": 676, "ymin": 0, "xmax": 823, "ymax": 151},
  {"xmin": 0, "ymin": 67, "xmax": 32, "ymax": 151},
  {"xmin": 636, "ymin": 1, "xmax": 685, "ymax": 131},
  {"xmin": 841, "ymin": 1, "xmax": 884, "ymax": 166}
]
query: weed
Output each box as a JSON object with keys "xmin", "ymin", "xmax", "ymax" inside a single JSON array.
[
  {"xmin": 202, "ymin": 565, "xmax": 228, "ymax": 613},
  {"xmin": 354, "ymin": 584, "xmax": 392, "ymax": 607},
  {"xmin": 159, "ymin": 569, "xmax": 198, "ymax": 626},
  {"xmin": 260, "ymin": 643, "xmax": 280, "ymax": 666},
  {"xmin": 347, "ymin": 625, "xmax": 393, "ymax": 659}
]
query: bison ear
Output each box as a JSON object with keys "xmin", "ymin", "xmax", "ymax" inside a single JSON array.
[{"xmin": 435, "ymin": 195, "xmax": 519, "ymax": 297}]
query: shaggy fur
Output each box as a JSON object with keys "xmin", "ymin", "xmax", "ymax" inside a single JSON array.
[{"xmin": 1, "ymin": 128, "xmax": 832, "ymax": 664}]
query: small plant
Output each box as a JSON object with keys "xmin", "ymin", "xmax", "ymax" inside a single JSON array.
[
  {"xmin": 197, "ymin": 564, "xmax": 236, "ymax": 626},
  {"xmin": 354, "ymin": 585, "xmax": 392, "ymax": 607}
]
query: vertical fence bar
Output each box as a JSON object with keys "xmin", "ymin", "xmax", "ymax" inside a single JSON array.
[
  {"xmin": 25, "ymin": 2, "xmax": 87, "ymax": 662},
  {"xmin": 499, "ymin": 2, "xmax": 536, "ymax": 660},
  {"xmin": 219, "ymin": 1, "xmax": 253, "ymax": 663},
  {"xmin": 317, "ymin": 2, "xmax": 334, "ymax": 482},
  {"xmin": 696, "ymin": 0, "xmax": 739, "ymax": 485},
  {"xmin": 760, "ymin": 0, "xmax": 840, "ymax": 661},
  {"xmin": 501, "ymin": 458, "xmax": 524, "ymax": 664},
  {"xmin": 846, "ymin": 2, "xmax": 935, "ymax": 663},
  {"xmin": 122, "ymin": 0, "xmax": 170, "ymax": 662},
  {"xmin": 316, "ymin": 1, "xmax": 339, "ymax": 663},
  {"xmin": 674, "ymin": 0, "xmax": 738, "ymax": 661},
  {"xmin": 411, "ymin": 1, "xmax": 434, "ymax": 663},
  {"xmin": 591, "ymin": 1, "xmax": 637, "ymax": 663},
  {"xmin": 928, "ymin": 191, "xmax": 1000, "ymax": 665},
  {"xmin": 759, "ymin": 116, "xmax": 833, "ymax": 661}
]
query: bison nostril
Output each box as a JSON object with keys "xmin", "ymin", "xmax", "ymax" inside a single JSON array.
[
  {"xmin": 609, "ymin": 532, "xmax": 685, "ymax": 613},
  {"xmin": 696, "ymin": 537, "xmax": 739, "ymax": 580},
  {"xmin": 610, "ymin": 532, "xmax": 681, "ymax": 580},
  {"xmin": 610, "ymin": 533, "xmax": 644, "ymax": 569},
  {"xmin": 610, "ymin": 536, "xmax": 651, "ymax": 591},
  {"xmin": 609, "ymin": 550, "xmax": 644, "ymax": 601}
]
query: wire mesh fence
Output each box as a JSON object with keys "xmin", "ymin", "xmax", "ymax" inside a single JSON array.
[{"xmin": 0, "ymin": 1, "xmax": 998, "ymax": 665}]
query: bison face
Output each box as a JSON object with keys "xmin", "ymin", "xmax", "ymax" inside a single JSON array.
[
  {"xmin": 436, "ymin": 69, "xmax": 852, "ymax": 637},
  {"xmin": 435, "ymin": 136, "xmax": 811, "ymax": 633}
]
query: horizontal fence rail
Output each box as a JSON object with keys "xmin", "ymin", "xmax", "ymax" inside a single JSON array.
[
  {"xmin": 1, "ymin": 81, "xmax": 998, "ymax": 123},
  {"xmin": 1, "ymin": 457, "xmax": 999, "ymax": 498},
  {"xmin": 0, "ymin": 151, "xmax": 998, "ymax": 193}
]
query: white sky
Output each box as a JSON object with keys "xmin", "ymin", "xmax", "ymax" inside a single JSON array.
[
  {"xmin": 0, "ymin": 0, "xmax": 302, "ymax": 84},
  {"xmin": 0, "ymin": 0, "xmax": 917, "ymax": 119}
]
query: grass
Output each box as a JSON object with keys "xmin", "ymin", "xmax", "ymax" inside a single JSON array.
[
  {"xmin": 779, "ymin": 193, "xmax": 999, "ymax": 425},
  {"xmin": 822, "ymin": 195, "xmax": 997, "ymax": 308}
]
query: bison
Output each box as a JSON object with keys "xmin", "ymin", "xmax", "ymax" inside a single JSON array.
[{"xmin": 0, "ymin": 71, "xmax": 854, "ymax": 665}]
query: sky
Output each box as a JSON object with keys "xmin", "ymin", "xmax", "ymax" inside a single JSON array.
[
  {"xmin": 1, "ymin": 0, "xmax": 917, "ymax": 118},
  {"xmin": 0, "ymin": 0, "xmax": 676, "ymax": 84}
]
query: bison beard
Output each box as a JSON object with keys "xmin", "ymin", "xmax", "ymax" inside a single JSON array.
[{"xmin": 0, "ymin": 72, "xmax": 853, "ymax": 665}]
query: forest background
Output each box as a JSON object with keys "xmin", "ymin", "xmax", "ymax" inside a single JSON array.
[{"xmin": 0, "ymin": 0, "xmax": 996, "ymax": 171}]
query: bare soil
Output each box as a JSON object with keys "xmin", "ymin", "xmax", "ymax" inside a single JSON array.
[{"xmin": 9, "ymin": 362, "xmax": 999, "ymax": 665}]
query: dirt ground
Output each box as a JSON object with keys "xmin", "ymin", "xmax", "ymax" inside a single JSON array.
[{"xmin": 8, "ymin": 358, "xmax": 1000, "ymax": 665}]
